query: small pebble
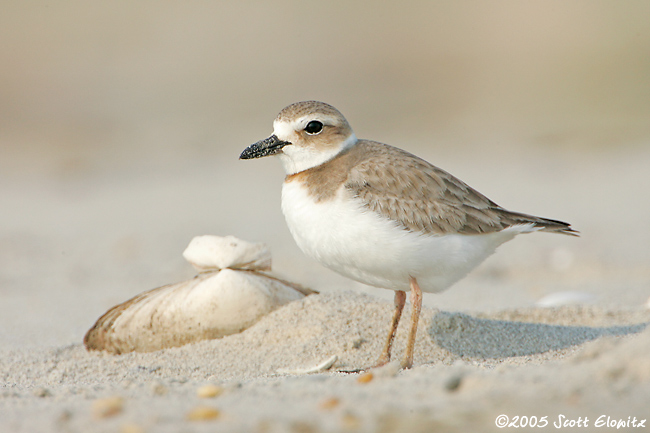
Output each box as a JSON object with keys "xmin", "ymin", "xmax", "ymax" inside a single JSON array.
[
  {"xmin": 356, "ymin": 372, "xmax": 373, "ymax": 384},
  {"xmin": 186, "ymin": 406, "xmax": 220, "ymax": 421},
  {"xmin": 197, "ymin": 384, "xmax": 223, "ymax": 398},
  {"xmin": 149, "ymin": 381, "xmax": 168, "ymax": 396},
  {"xmin": 319, "ymin": 397, "xmax": 340, "ymax": 410},
  {"xmin": 444, "ymin": 375, "xmax": 463, "ymax": 392},
  {"xmin": 33, "ymin": 387, "xmax": 51, "ymax": 398},
  {"xmin": 93, "ymin": 396, "xmax": 124, "ymax": 419},
  {"xmin": 346, "ymin": 337, "xmax": 364, "ymax": 350}
]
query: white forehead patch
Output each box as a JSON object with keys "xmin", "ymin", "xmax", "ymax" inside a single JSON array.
[{"xmin": 272, "ymin": 120, "xmax": 295, "ymax": 142}]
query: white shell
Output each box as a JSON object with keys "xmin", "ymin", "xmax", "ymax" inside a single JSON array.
[
  {"xmin": 277, "ymin": 355, "xmax": 338, "ymax": 375},
  {"xmin": 536, "ymin": 291, "xmax": 596, "ymax": 307},
  {"xmin": 84, "ymin": 236, "xmax": 313, "ymax": 354},
  {"xmin": 183, "ymin": 235, "xmax": 271, "ymax": 272}
]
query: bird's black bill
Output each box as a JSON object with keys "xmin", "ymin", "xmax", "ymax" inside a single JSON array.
[{"xmin": 239, "ymin": 135, "xmax": 290, "ymax": 159}]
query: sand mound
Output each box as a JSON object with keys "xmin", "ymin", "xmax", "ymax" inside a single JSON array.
[{"xmin": 2, "ymin": 292, "xmax": 650, "ymax": 432}]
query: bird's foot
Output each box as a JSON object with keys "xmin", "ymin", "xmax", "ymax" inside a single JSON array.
[{"xmin": 400, "ymin": 357, "xmax": 413, "ymax": 370}]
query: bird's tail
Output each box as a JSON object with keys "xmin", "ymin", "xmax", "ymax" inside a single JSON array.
[{"xmin": 499, "ymin": 209, "xmax": 579, "ymax": 236}]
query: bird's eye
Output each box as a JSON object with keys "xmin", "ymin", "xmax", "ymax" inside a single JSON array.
[{"xmin": 304, "ymin": 120, "xmax": 323, "ymax": 135}]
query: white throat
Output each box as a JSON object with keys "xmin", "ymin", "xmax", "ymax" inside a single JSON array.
[{"xmin": 277, "ymin": 133, "xmax": 357, "ymax": 175}]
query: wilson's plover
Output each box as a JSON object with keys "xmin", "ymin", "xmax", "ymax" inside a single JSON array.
[{"xmin": 240, "ymin": 101, "xmax": 578, "ymax": 369}]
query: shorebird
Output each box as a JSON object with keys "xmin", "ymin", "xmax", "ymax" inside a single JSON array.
[{"xmin": 240, "ymin": 101, "xmax": 578, "ymax": 369}]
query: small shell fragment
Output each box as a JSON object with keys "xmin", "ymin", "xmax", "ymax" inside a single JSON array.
[
  {"xmin": 277, "ymin": 355, "xmax": 338, "ymax": 375},
  {"xmin": 536, "ymin": 291, "xmax": 596, "ymax": 307},
  {"xmin": 84, "ymin": 235, "xmax": 315, "ymax": 354},
  {"xmin": 92, "ymin": 396, "xmax": 124, "ymax": 419},
  {"xmin": 197, "ymin": 384, "xmax": 223, "ymax": 398},
  {"xmin": 186, "ymin": 406, "xmax": 220, "ymax": 421},
  {"xmin": 356, "ymin": 372, "xmax": 374, "ymax": 384}
]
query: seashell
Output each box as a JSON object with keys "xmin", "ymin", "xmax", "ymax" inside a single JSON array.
[
  {"xmin": 535, "ymin": 291, "xmax": 596, "ymax": 307},
  {"xmin": 356, "ymin": 372, "xmax": 374, "ymax": 384},
  {"xmin": 186, "ymin": 406, "xmax": 220, "ymax": 421},
  {"xmin": 183, "ymin": 235, "xmax": 271, "ymax": 272},
  {"xmin": 196, "ymin": 384, "xmax": 223, "ymax": 398},
  {"xmin": 84, "ymin": 235, "xmax": 314, "ymax": 354},
  {"xmin": 277, "ymin": 355, "xmax": 338, "ymax": 375},
  {"xmin": 92, "ymin": 396, "xmax": 124, "ymax": 418}
]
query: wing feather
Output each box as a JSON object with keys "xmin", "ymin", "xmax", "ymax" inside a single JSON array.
[{"xmin": 344, "ymin": 141, "xmax": 578, "ymax": 236}]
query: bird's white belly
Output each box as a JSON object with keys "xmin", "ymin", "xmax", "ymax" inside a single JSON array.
[{"xmin": 281, "ymin": 181, "xmax": 521, "ymax": 293}]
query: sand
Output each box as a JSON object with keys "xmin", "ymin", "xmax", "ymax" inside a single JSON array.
[{"xmin": 2, "ymin": 291, "xmax": 649, "ymax": 432}]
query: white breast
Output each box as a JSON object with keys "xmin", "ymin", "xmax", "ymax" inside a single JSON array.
[{"xmin": 281, "ymin": 180, "xmax": 526, "ymax": 293}]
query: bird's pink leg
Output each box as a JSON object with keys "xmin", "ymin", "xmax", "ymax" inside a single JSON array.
[
  {"xmin": 374, "ymin": 290, "xmax": 406, "ymax": 367},
  {"xmin": 402, "ymin": 277, "xmax": 422, "ymax": 369}
]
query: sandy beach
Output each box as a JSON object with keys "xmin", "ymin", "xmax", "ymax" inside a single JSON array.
[
  {"xmin": 2, "ymin": 2, "xmax": 650, "ymax": 432},
  {"xmin": 2, "ymin": 291, "xmax": 650, "ymax": 432}
]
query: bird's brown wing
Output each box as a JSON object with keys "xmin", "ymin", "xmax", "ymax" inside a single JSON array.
[{"xmin": 344, "ymin": 141, "xmax": 578, "ymax": 236}]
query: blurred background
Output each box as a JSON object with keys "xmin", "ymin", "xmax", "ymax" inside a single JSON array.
[{"xmin": 1, "ymin": 1, "xmax": 649, "ymax": 348}]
